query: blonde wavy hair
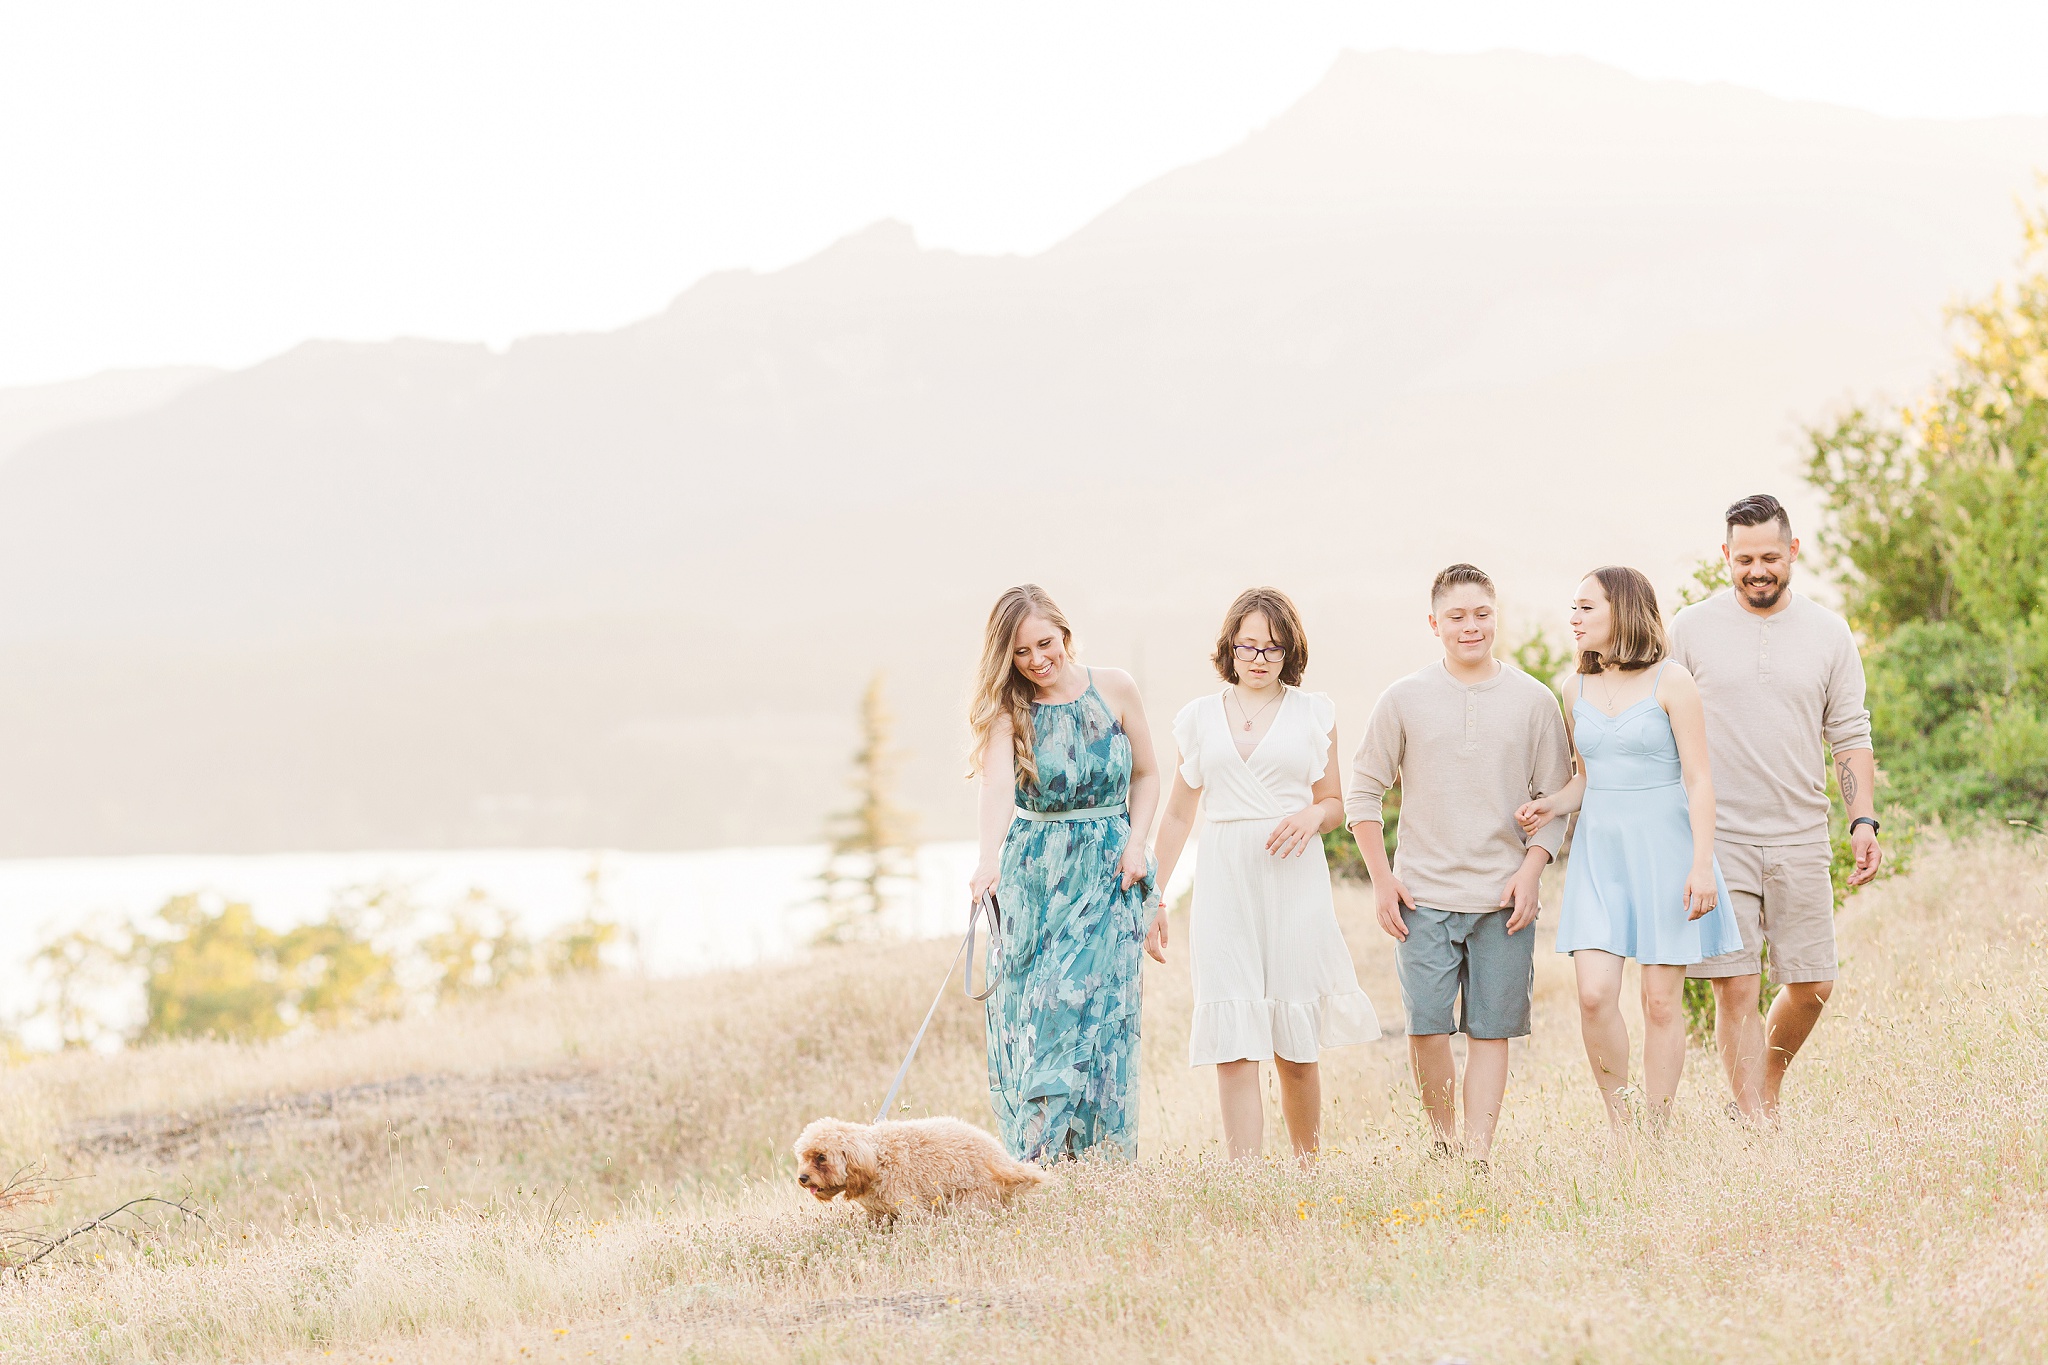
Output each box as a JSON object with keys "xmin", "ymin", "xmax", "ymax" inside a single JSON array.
[{"xmin": 967, "ymin": 584, "xmax": 1073, "ymax": 789}]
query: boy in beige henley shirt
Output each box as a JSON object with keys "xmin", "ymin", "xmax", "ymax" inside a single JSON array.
[
  {"xmin": 1346, "ymin": 564, "xmax": 1571, "ymax": 1164},
  {"xmin": 1345, "ymin": 666, "xmax": 1571, "ymax": 910}
]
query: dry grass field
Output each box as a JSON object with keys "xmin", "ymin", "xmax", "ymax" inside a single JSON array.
[{"xmin": 2, "ymin": 832, "xmax": 2044, "ymax": 1363}]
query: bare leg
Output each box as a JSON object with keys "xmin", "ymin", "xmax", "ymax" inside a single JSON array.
[
  {"xmin": 1215, "ymin": 1060, "xmax": 1263, "ymax": 1159},
  {"xmin": 1574, "ymin": 950, "xmax": 1632, "ymax": 1131},
  {"xmin": 1409, "ymin": 1034, "xmax": 1458, "ymax": 1151},
  {"xmin": 1273, "ymin": 1059, "xmax": 1322, "ymax": 1164},
  {"xmin": 1710, "ymin": 974, "xmax": 1766, "ymax": 1119},
  {"xmin": 1763, "ymin": 980, "xmax": 1833, "ymax": 1115},
  {"xmin": 1462, "ymin": 1038, "xmax": 1509, "ymax": 1161},
  {"xmin": 1639, "ymin": 965, "xmax": 1688, "ymax": 1130}
]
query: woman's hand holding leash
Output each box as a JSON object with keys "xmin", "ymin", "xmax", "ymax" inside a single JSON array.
[{"xmin": 968, "ymin": 862, "xmax": 999, "ymax": 909}]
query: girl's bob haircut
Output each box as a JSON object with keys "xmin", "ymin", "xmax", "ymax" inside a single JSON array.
[
  {"xmin": 1212, "ymin": 587, "xmax": 1308, "ymax": 687},
  {"xmin": 1577, "ymin": 565, "xmax": 1668, "ymax": 674}
]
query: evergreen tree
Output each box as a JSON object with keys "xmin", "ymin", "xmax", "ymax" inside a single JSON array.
[{"xmin": 816, "ymin": 672, "xmax": 918, "ymax": 942}]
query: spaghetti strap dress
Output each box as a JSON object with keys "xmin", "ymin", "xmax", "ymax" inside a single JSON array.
[
  {"xmin": 1555, "ymin": 666, "xmax": 1744, "ymax": 964},
  {"xmin": 987, "ymin": 670, "xmax": 1152, "ymax": 1162},
  {"xmin": 1172, "ymin": 687, "xmax": 1379, "ymax": 1065}
]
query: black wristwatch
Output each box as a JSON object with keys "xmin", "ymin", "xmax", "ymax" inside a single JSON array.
[{"xmin": 1849, "ymin": 816, "xmax": 1881, "ymax": 836}]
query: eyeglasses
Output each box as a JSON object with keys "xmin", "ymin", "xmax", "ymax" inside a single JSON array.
[{"xmin": 1232, "ymin": 644, "xmax": 1287, "ymax": 663}]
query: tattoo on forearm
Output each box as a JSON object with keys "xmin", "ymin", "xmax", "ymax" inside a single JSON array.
[{"xmin": 1836, "ymin": 757, "xmax": 1858, "ymax": 807}]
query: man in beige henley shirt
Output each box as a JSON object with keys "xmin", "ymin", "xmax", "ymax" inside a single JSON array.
[
  {"xmin": 1345, "ymin": 563, "xmax": 1571, "ymax": 1165},
  {"xmin": 1670, "ymin": 493, "xmax": 1884, "ymax": 1120}
]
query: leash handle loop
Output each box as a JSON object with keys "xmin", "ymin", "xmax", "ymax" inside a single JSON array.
[
  {"xmin": 962, "ymin": 891, "xmax": 999, "ymax": 1002},
  {"xmin": 871, "ymin": 894, "xmax": 1001, "ymax": 1124}
]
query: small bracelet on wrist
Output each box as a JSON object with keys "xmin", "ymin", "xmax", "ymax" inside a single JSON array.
[{"xmin": 1849, "ymin": 816, "xmax": 1881, "ymax": 836}]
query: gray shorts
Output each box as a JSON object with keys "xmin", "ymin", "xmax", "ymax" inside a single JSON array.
[{"xmin": 1396, "ymin": 906, "xmax": 1535, "ymax": 1039}]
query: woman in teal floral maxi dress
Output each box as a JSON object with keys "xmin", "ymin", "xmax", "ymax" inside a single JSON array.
[{"xmin": 968, "ymin": 585, "xmax": 1164, "ymax": 1162}]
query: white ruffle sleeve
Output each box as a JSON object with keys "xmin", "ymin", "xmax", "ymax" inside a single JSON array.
[{"xmin": 1305, "ymin": 690, "xmax": 1337, "ymax": 782}]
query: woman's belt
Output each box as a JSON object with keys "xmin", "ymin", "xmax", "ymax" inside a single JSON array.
[{"xmin": 1013, "ymin": 803, "xmax": 1128, "ymax": 822}]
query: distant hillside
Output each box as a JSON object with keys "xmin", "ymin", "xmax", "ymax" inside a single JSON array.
[
  {"xmin": 2, "ymin": 49, "xmax": 2046, "ymax": 854},
  {"xmin": 0, "ymin": 365, "xmax": 219, "ymax": 462}
]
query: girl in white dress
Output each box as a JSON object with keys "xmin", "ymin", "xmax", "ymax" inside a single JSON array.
[{"xmin": 1151, "ymin": 588, "xmax": 1380, "ymax": 1161}]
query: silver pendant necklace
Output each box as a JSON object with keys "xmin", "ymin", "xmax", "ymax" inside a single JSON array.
[
  {"xmin": 1228, "ymin": 686, "xmax": 1283, "ymax": 733},
  {"xmin": 1595, "ymin": 668, "xmax": 1626, "ymax": 712}
]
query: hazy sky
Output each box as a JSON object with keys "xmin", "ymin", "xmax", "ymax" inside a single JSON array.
[{"xmin": 4, "ymin": 1, "xmax": 2046, "ymax": 386}]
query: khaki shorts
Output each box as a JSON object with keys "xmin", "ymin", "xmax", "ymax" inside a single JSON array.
[{"xmin": 1685, "ymin": 839, "xmax": 1837, "ymax": 984}]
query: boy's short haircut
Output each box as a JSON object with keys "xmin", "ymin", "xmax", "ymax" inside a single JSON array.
[
  {"xmin": 1430, "ymin": 563, "xmax": 1495, "ymax": 607},
  {"xmin": 1725, "ymin": 493, "xmax": 1792, "ymax": 541}
]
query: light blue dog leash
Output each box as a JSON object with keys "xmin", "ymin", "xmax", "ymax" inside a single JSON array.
[
  {"xmin": 870, "ymin": 801, "xmax": 1135, "ymax": 1124},
  {"xmin": 871, "ymin": 891, "xmax": 1000, "ymax": 1124}
]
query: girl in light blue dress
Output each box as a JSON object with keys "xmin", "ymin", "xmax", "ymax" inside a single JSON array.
[
  {"xmin": 1517, "ymin": 566, "xmax": 1741, "ymax": 1132},
  {"xmin": 967, "ymin": 585, "xmax": 1160, "ymax": 1162}
]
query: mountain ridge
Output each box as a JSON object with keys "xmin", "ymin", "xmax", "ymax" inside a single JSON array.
[{"xmin": 1, "ymin": 48, "xmax": 2044, "ymax": 854}]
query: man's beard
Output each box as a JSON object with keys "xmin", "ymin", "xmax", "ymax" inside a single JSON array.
[{"xmin": 1738, "ymin": 575, "xmax": 1787, "ymax": 609}]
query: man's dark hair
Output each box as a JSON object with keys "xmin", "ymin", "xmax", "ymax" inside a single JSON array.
[
  {"xmin": 1430, "ymin": 563, "xmax": 1495, "ymax": 606},
  {"xmin": 1725, "ymin": 493, "xmax": 1792, "ymax": 541}
]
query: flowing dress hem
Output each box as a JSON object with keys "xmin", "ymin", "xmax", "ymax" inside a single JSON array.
[{"xmin": 1187, "ymin": 990, "xmax": 1381, "ymax": 1066}]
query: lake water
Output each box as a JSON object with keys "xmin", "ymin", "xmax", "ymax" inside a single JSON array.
[{"xmin": 0, "ymin": 840, "xmax": 1196, "ymax": 1048}]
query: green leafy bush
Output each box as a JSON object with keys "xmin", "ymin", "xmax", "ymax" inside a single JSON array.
[
  {"xmin": 1324, "ymin": 785, "xmax": 1398, "ymax": 883},
  {"xmin": 1806, "ymin": 196, "xmax": 2048, "ymax": 827},
  {"xmin": 26, "ymin": 877, "xmax": 621, "ymax": 1047}
]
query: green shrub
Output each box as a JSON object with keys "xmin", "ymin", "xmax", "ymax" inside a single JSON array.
[
  {"xmin": 1805, "ymin": 196, "xmax": 2048, "ymax": 829},
  {"xmin": 1324, "ymin": 785, "xmax": 1398, "ymax": 883}
]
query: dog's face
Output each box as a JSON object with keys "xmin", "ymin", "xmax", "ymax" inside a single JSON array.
[{"xmin": 793, "ymin": 1118, "xmax": 874, "ymax": 1202}]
